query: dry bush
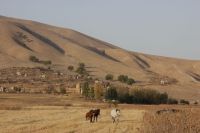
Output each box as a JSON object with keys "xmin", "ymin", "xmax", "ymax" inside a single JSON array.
[{"xmin": 142, "ymin": 108, "xmax": 200, "ymax": 133}]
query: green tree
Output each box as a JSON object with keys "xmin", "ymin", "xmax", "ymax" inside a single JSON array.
[
  {"xmin": 127, "ymin": 78, "xmax": 136, "ymax": 85},
  {"xmin": 118, "ymin": 93, "xmax": 133, "ymax": 104},
  {"xmin": 79, "ymin": 63, "xmax": 85, "ymax": 68},
  {"xmin": 131, "ymin": 89, "xmax": 170, "ymax": 104},
  {"xmin": 76, "ymin": 62, "xmax": 87, "ymax": 75},
  {"xmin": 89, "ymin": 87, "xmax": 95, "ymax": 99},
  {"xmin": 94, "ymin": 83, "xmax": 104, "ymax": 100},
  {"xmin": 82, "ymin": 82, "xmax": 90, "ymax": 99},
  {"xmin": 118, "ymin": 75, "xmax": 128, "ymax": 83},
  {"xmin": 158, "ymin": 92, "xmax": 168, "ymax": 104},
  {"xmin": 105, "ymin": 87, "xmax": 118, "ymax": 100},
  {"xmin": 105, "ymin": 74, "xmax": 114, "ymax": 80}
]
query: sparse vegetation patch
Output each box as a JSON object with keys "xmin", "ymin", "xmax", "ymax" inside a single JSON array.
[
  {"xmin": 68, "ymin": 65, "xmax": 74, "ymax": 71},
  {"xmin": 118, "ymin": 75, "xmax": 135, "ymax": 85},
  {"xmin": 29, "ymin": 55, "xmax": 52, "ymax": 65},
  {"xmin": 180, "ymin": 99, "xmax": 190, "ymax": 105},
  {"xmin": 105, "ymin": 74, "xmax": 114, "ymax": 81}
]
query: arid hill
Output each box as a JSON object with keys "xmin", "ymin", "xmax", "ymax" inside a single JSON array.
[{"xmin": 0, "ymin": 16, "xmax": 200, "ymax": 100}]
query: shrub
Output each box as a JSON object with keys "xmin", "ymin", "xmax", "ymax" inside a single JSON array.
[
  {"xmin": 105, "ymin": 74, "xmax": 114, "ymax": 80},
  {"xmin": 29, "ymin": 56, "xmax": 51, "ymax": 65},
  {"xmin": 29, "ymin": 56, "xmax": 39, "ymax": 62},
  {"xmin": 180, "ymin": 99, "xmax": 190, "ymax": 105},
  {"xmin": 118, "ymin": 75, "xmax": 135, "ymax": 85},
  {"xmin": 194, "ymin": 101, "xmax": 198, "ymax": 105},
  {"xmin": 127, "ymin": 78, "xmax": 136, "ymax": 85},
  {"xmin": 40, "ymin": 60, "xmax": 52, "ymax": 65},
  {"xmin": 68, "ymin": 65, "xmax": 74, "ymax": 71},
  {"xmin": 118, "ymin": 75, "xmax": 128, "ymax": 83},
  {"xmin": 167, "ymin": 98, "xmax": 178, "ymax": 104}
]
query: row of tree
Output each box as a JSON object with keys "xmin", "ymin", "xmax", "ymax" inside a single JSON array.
[
  {"xmin": 81, "ymin": 82, "xmax": 183, "ymax": 105},
  {"xmin": 118, "ymin": 89, "xmax": 169, "ymax": 104},
  {"xmin": 105, "ymin": 74, "xmax": 136, "ymax": 85}
]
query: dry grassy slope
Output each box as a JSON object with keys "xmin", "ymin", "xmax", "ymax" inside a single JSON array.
[{"xmin": 0, "ymin": 16, "xmax": 200, "ymax": 100}]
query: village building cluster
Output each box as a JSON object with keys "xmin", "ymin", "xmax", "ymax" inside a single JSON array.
[
  {"xmin": 0, "ymin": 67, "xmax": 84, "ymax": 94},
  {"xmin": 0, "ymin": 67, "xmax": 112, "ymax": 96}
]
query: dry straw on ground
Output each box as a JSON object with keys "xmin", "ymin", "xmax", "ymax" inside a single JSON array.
[{"xmin": 142, "ymin": 108, "xmax": 200, "ymax": 133}]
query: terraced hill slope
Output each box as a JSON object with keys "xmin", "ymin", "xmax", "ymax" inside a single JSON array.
[{"xmin": 0, "ymin": 16, "xmax": 200, "ymax": 100}]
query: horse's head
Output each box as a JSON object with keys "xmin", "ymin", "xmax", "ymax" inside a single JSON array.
[
  {"xmin": 97, "ymin": 109, "xmax": 100, "ymax": 115},
  {"xmin": 116, "ymin": 109, "xmax": 120, "ymax": 116}
]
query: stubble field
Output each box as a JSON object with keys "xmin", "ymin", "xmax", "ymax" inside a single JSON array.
[{"xmin": 0, "ymin": 94, "xmax": 199, "ymax": 133}]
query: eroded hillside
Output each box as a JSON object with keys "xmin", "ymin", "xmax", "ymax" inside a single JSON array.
[{"xmin": 0, "ymin": 16, "xmax": 200, "ymax": 100}]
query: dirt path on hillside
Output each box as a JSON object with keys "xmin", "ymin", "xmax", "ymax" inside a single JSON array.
[{"xmin": 0, "ymin": 106, "xmax": 145, "ymax": 133}]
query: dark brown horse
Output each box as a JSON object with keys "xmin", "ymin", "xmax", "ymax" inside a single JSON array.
[
  {"xmin": 85, "ymin": 109, "xmax": 100, "ymax": 123},
  {"xmin": 86, "ymin": 110, "xmax": 94, "ymax": 123},
  {"xmin": 93, "ymin": 109, "xmax": 100, "ymax": 122}
]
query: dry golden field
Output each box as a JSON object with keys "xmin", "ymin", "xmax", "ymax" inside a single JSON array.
[
  {"xmin": 142, "ymin": 107, "xmax": 200, "ymax": 133},
  {"xmin": 0, "ymin": 94, "xmax": 199, "ymax": 133}
]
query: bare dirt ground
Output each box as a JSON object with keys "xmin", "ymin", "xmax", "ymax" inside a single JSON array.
[{"xmin": 0, "ymin": 94, "xmax": 199, "ymax": 133}]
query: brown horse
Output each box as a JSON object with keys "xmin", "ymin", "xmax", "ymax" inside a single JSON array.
[
  {"xmin": 93, "ymin": 109, "xmax": 100, "ymax": 122},
  {"xmin": 86, "ymin": 110, "xmax": 94, "ymax": 123},
  {"xmin": 85, "ymin": 109, "xmax": 100, "ymax": 123}
]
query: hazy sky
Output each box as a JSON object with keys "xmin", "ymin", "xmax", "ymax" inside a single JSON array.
[{"xmin": 0, "ymin": 0, "xmax": 200, "ymax": 59}]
